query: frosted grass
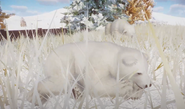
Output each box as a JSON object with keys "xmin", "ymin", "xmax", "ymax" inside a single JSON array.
[{"xmin": 0, "ymin": 24, "xmax": 185, "ymax": 108}]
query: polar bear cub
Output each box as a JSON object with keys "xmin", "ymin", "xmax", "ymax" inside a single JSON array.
[
  {"xmin": 105, "ymin": 19, "xmax": 136, "ymax": 37},
  {"xmin": 28, "ymin": 41, "xmax": 151, "ymax": 104}
]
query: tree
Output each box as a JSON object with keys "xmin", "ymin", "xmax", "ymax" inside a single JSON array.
[
  {"xmin": 125, "ymin": 0, "xmax": 154, "ymax": 24},
  {"xmin": 20, "ymin": 17, "xmax": 27, "ymax": 27},
  {"xmin": 61, "ymin": 0, "xmax": 154, "ymax": 32},
  {"xmin": 0, "ymin": 3, "xmax": 15, "ymax": 29}
]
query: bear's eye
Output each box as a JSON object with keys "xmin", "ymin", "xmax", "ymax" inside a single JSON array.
[
  {"xmin": 137, "ymin": 73, "xmax": 142, "ymax": 75},
  {"xmin": 122, "ymin": 30, "xmax": 127, "ymax": 34}
]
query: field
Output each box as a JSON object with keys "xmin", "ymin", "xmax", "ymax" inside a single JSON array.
[{"xmin": 0, "ymin": 23, "xmax": 185, "ymax": 109}]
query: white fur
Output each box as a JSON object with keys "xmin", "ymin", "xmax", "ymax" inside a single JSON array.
[
  {"xmin": 27, "ymin": 41, "xmax": 151, "ymax": 104},
  {"xmin": 105, "ymin": 19, "xmax": 136, "ymax": 37}
]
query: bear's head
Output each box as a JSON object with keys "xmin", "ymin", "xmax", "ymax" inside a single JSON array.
[
  {"xmin": 121, "ymin": 25, "xmax": 136, "ymax": 38},
  {"xmin": 119, "ymin": 49, "xmax": 151, "ymax": 89}
]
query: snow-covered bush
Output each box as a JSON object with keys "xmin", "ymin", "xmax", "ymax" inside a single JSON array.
[{"xmin": 60, "ymin": 0, "xmax": 129, "ymax": 32}]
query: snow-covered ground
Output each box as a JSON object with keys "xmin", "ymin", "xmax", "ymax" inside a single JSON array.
[
  {"xmin": 1, "ymin": 24, "xmax": 185, "ymax": 109},
  {"xmin": 5, "ymin": 8, "xmax": 185, "ymax": 31}
]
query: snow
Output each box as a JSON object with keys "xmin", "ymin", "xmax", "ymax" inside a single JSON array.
[
  {"xmin": 152, "ymin": 12, "xmax": 185, "ymax": 25},
  {"xmin": 5, "ymin": 8, "xmax": 68, "ymax": 30},
  {"xmin": 4, "ymin": 8, "xmax": 185, "ymax": 31}
]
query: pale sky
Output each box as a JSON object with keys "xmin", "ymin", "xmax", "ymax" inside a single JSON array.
[{"xmin": 1, "ymin": 0, "xmax": 185, "ymax": 17}]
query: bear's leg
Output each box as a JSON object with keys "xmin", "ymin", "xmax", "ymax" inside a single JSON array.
[
  {"xmin": 27, "ymin": 76, "xmax": 67, "ymax": 105},
  {"xmin": 105, "ymin": 23, "xmax": 111, "ymax": 35}
]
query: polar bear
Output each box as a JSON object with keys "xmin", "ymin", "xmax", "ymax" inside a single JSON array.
[
  {"xmin": 105, "ymin": 19, "xmax": 136, "ymax": 37},
  {"xmin": 27, "ymin": 41, "xmax": 151, "ymax": 105}
]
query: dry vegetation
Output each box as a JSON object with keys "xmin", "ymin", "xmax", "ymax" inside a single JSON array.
[
  {"xmin": 0, "ymin": 23, "xmax": 185, "ymax": 109},
  {"xmin": 125, "ymin": 0, "xmax": 154, "ymax": 24}
]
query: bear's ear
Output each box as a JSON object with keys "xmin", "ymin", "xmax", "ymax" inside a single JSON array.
[{"xmin": 122, "ymin": 56, "xmax": 138, "ymax": 66}]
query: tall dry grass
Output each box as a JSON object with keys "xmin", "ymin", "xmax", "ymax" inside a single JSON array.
[{"xmin": 0, "ymin": 23, "xmax": 185, "ymax": 109}]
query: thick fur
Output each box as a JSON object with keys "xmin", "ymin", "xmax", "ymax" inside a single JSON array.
[
  {"xmin": 27, "ymin": 41, "xmax": 151, "ymax": 104},
  {"xmin": 105, "ymin": 19, "xmax": 135, "ymax": 37}
]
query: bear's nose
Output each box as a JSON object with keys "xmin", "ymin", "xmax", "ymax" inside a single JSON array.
[
  {"xmin": 145, "ymin": 84, "xmax": 152, "ymax": 88},
  {"xmin": 149, "ymin": 83, "xmax": 152, "ymax": 87}
]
